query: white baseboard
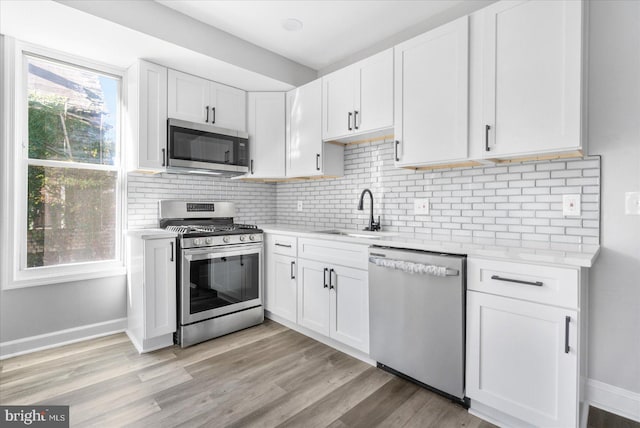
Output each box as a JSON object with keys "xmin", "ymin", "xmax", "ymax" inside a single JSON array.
[
  {"xmin": 587, "ymin": 378, "xmax": 640, "ymax": 423},
  {"xmin": 265, "ymin": 311, "xmax": 375, "ymax": 366},
  {"xmin": 0, "ymin": 318, "xmax": 127, "ymax": 360}
]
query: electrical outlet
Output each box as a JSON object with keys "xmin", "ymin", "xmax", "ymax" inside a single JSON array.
[
  {"xmin": 414, "ymin": 198, "xmax": 429, "ymax": 215},
  {"xmin": 562, "ymin": 194, "xmax": 581, "ymax": 217},
  {"xmin": 297, "ymin": 201, "xmax": 303, "ymax": 212},
  {"xmin": 626, "ymin": 192, "xmax": 640, "ymax": 215}
]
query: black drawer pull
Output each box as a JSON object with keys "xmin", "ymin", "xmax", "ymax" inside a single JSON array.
[
  {"xmin": 491, "ymin": 275, "xmax": 543, "ymax": 287},
  {"xmin": 274, "ymin": 243, "xmax": 292, "ymax": 248}
]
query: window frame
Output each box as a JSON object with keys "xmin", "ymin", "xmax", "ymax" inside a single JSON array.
[{"xmin": 1, "ymin": 38, "xmax": 127, "ymax": 289}]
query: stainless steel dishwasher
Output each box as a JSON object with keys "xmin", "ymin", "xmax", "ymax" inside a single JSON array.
[{"xmin": 369, "ymin": 246, "xmax": 467, "ymax": 405}]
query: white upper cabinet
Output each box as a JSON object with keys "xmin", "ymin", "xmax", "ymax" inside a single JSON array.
[
  {"xmin": 168, "ymin": 69, "xmax": 247, "ymax": 132},
  {"xmin": 247, "ymin": 92, "xmax": 285, "ymax": 178},
  {"xmin": 322, "ymin": 49, "xmax": 393, "ymax": 142},
  {"xmin": 211, "ymin": 81, "xmax": 247, "ymax": 132},
  {"xmin": 286, "ymin": 79, "xmax": 344, "ymax": 178},
  {"xmin": 481, "ymin": 0, "xmax": 583, "ymax": 158},
  {"xmin": 394, "ymin": 16, "xmax": 469, "ymax": 167},
  {"xmin": 126, "ymin": 60, "xmax": 168, "ymax": 172}
]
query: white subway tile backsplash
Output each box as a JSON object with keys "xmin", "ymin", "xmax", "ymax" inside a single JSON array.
[
  {"xmin": 276, "ymin": 141, "xmax": 599, "ymax": 243},
  {"xmin": 127, "ymin": 172, "xmax": 277, "ymax": 229},
  {"xmin": 128, "ymin": 140, "xmax": 599, "ymax": 245}
]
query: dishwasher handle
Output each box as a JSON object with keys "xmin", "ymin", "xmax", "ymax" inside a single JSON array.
[{"xmin": 369, "ymin": 256, "xmax": 459, "ymax": 277}]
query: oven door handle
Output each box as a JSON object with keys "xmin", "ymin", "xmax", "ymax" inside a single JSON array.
[{"xmin": 183, "ymin": 244, "xmax": 263, "ymax": 261}]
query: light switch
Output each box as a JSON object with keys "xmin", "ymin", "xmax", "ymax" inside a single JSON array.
[
  {"xmin": 414, "ymin": 198, "xmax": 429, "ymax": 215},
  {"xmin": 562, "ymin": 194, "xmax": 581, "ymax": 217},
  {"xmin": 625, "ymin": 192, "xmax": 640, "ymax": 215},
  {"xmin": 297, "ymin": 201, "xmax": 303, "ymax": 212}
]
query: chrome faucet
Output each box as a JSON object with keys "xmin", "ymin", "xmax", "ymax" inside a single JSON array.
[{"xmin": 357, "ymin": 188, "xmax": 381, "ymax": 231}]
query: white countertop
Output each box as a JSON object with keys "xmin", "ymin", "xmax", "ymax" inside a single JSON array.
[
  {"xmin": 259, "ymin": 224, "xmax": 600, "ymax": 268},
  {"xmin": 126, "ymin": 228, "xmax": 177, "ymax": 240}
]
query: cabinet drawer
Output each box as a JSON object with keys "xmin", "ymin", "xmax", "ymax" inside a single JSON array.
[
  {"xmin": 266, "ymin": 234, "xmax": 297, "ymax": 257},
  {"xmin": 467, "ymin": 257, "xmax": 579, "ymax": 308},
  {"xmin": 298, "ymin": 238, "xmax": 368, "ymax": 270}
]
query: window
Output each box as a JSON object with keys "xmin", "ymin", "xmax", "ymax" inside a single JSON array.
[{"xmin": 2, "ymin": 40, "xmax": 125, "ymax": 287}]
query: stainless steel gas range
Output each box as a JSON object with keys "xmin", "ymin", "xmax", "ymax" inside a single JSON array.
[{"xmin": 159, "ymin": 200, "xmax": 264, "ymax": 348}]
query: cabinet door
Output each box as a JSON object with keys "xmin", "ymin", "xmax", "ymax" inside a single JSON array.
[
  {"xmin": 395, "ymin": 16, "xmax": 469, "ymax": 166},
  {"xmin": 467, "ymin": 291, "xmax": 578, "ymax": 427},
  {"xmin": 322, "ymin": 67, "xmax": 355, "ymax": 140},
  {"xmin": 267, "ymin": 254, "xmax": 298, "ymax": 323},
  {"xmin": 355, "ymin": 48, "xmax": 393, "ymax": 135},
  {"xmin": 286, "ymin": 79, "xmax": 323, "ymax": 177},
  {"xmin": 127, "ymin": 60, "xmax": 167, "ymax": 172},
  {"xmin": 297, "ymin": 258, "xmax": 330, "ymax": 335},
  {"xmin": 144, "ymin": 239, "xmax": 176, "ymax": 338},
  {"xmin": 482, "ymin": 0, "xmax": 582, "ymax": 157},
  {"xmin": 210, "ymin": 82, "xmax": 247, "ymax": 132},
  {"xmin": 167, "ymin": 70, "xmax": 210, "ymax": 123},
  {"xmin": 247, "ymin": 92, "xmax": 285, "ymax": 178},
  {"xmin": 329, "ymin": 266, "xmax": 369, "ymax": 353}
]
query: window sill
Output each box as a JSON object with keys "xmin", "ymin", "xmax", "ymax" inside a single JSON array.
[{"xmin": 3, "ymin": 265, "xmax": 127, "ymax": 290}]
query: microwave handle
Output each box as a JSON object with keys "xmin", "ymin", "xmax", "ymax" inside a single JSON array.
[{"xmin": 161, "ymin": 148, "xmax": 165, "ymax": 167}]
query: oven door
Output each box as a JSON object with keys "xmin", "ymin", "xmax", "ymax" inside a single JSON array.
[{"xmin": 181, "ymin": 243, "xmax": 262, "ymax": 325}]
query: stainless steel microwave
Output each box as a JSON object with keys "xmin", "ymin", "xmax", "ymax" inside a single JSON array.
[{"xmin": 167, "ymin": 118, "xmax": 249, "ymax": 176}]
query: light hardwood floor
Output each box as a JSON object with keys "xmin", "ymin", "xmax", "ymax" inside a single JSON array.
[{"xmin": 0, "ymin": 320, "xmax": 495, "ymax": 427}]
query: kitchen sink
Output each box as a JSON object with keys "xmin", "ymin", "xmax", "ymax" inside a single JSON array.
[{"xmin": 315, "ymin": 229, "xmax": 397, "ymax": 239}]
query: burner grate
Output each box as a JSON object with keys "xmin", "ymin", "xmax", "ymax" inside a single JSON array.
[{"xmin": 164, "ymin": 223, "xmax": 259, "ymax": 235}]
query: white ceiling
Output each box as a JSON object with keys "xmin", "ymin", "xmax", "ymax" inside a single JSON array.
[{"xmin": 156, "ymin": 0, "xmax": 467, "ymax": 70}]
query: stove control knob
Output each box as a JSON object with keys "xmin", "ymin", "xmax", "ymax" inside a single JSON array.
[
  {"xmin": 240, "ymin": 235, "xmax": 247, "ymax": 242},
  {"xmin": 205, "ymin": 237, "xmax": 213, "ymax": 244},
  {"xmin": 223, "ymin": 236, "xmax": 231, "ymax": 243},
  {"xmin": 249, "ymin": 234, "xmax": 256, "ymax": 241},
  {"xmin": 193, "ymin": 239, "xmax": 202, "ymax": 246}
]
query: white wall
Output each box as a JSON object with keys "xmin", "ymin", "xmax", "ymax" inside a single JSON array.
[
  {"xmin": 587, "ymin": 0, "xmax": 640, "ymax": 394},
  {"xmin": 0, "ymin": 276, "xmax": 126, "ymax": 343}
]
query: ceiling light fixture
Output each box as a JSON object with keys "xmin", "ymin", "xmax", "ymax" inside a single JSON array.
[{"xmin": 282, "ymin": 18, "xmax": 303, "ymax": 32}]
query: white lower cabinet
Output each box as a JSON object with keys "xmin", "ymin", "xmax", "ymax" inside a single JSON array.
[
  {"xmin": 266, "ymin": 253, "xmax": 298, "ymax": 323},
  {"xmin": 126, "ymin": 232, "xmax": 177, "ymax": 353},
  {"xmin": 264, "ymin": 233, "xmax": 369, "ymax": 355},
  {"xmin": 466, "ymin": 257, "xmax": 583, "ymax": 427},
  {"xmin": 297, "ymin": 258, "xmax": 369, "ymax": 354},
  {"xmin": 265, "ymin": 234, "xmax": 298, "ymax": 323}
]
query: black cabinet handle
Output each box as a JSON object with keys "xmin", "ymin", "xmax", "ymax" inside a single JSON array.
[
  {"xmin": 395, "ymin": 140, "xmax": 400, "ymax": 162},
  {"xmin": 205, "ymin": 106, "xmax": 209, "ymax": 123},
  {"xmin": 291, "ymin": 261, "xmax": 296, "ymax": 279},
  {"xmin": 491, "ymin": 275, "xmax": 543, "ymax": 287},
  {"xmin": 250, "ymin": 159, "xmax": 254, "ymax": 174},
  {"xmin": 275, "ymin": 243, "xmax": 291, "ymax": 248},
  {"xmin": 161, "ymin": 148, "xmax": 166, "ymax": 166},
  {"xmin": 348, "ymin": 112, "xmax": 353, "ymax": 131},
  {"xmin": 354, "ymin": 110, "xmax": 359, "ymax": 130},
  {"xmin": 316, "ymin": 153, "xmax": 320, "ymax": 171},
  {"xmin": 329, "ymin": 268, "xmax": 335, "ymax": 290},
  {"xmin": 170, "ymin": 242, "xmax": 174, "ymax": 262},
  {"xmin": 485, "ymin": 124, "xmax": 491, "ymax": 152},
  {"xmin": 323, "ymin": 268, "xmax": 329, "ymax": 288},
  {"xmin": 212, "ymin": 107, "xmax": 216, "ymax": 124},
  {"xmin": 565, "ymin": 316, "xmax": 570, "ymax": 353}
]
